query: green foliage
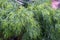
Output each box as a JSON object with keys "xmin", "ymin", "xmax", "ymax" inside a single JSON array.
[
  {"xmin": 28, "ymin": 2, "xmax": 60, "ymax": 40},
  {"xmin": 0, "ymin": 0, "xmax": 40, "ymax": 40},
  {"xmin": 0, "ymin": 0, "xmax": 60, "ymax": 40}
]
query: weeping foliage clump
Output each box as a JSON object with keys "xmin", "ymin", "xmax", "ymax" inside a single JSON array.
[
  {"xmin": 0, "ymin": 0, "xmax": 40, "ymax": 40},
  {"xmin": 28, "ymin": 2, "xmax": 60, "ymax": 40},
  {"xmin": 0, "ymin": 0, "xmax": 60, "ymax": 40}
]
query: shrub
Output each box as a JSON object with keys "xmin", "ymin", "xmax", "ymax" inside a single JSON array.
[{"xmin": 0, "ymin": 0, "xmax": 60, "ymax": 40}]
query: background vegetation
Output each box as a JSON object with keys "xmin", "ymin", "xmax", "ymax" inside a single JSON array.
[{"xmin": 0, "ymin": 0, "xmax": 60, "ymax": 40}]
